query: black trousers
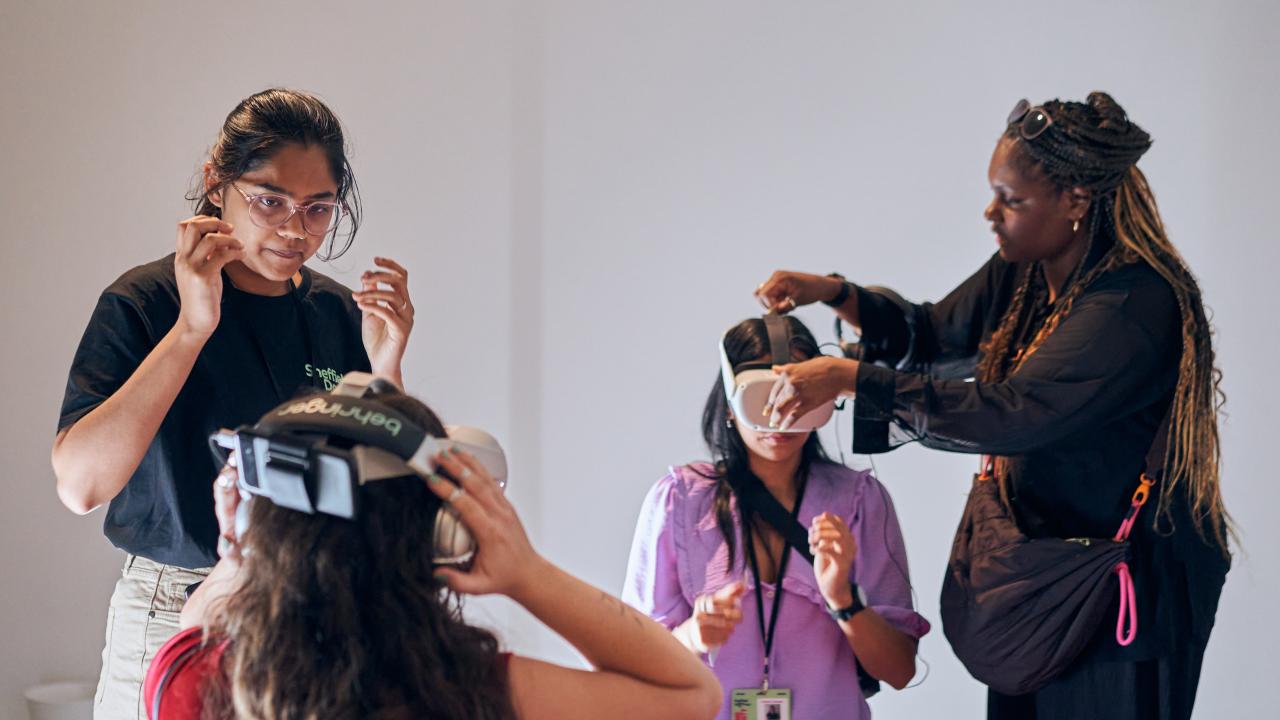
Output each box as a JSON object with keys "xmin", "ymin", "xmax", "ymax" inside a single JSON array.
[{"xmin": 986, "ymin": 632, "xmax": 1210, "ymax": 720}]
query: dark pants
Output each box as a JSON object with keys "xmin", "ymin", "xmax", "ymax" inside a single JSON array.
[{"xmin": 986, "ymin": 631, "xmax": 1209, "ymax": 720}]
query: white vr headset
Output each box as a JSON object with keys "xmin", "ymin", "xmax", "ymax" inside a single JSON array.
[{"xmin": 719, "ymin": 313, "xmax": 836, "ymax": 433}]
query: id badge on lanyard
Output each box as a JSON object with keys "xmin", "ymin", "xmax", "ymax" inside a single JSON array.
[
  {"xmin": 731, "ymin": 479, "xmax": 805, "ymax": 720},
  {"xmin": 730, "ymin": 688, "xmax": 792, "ymax": 720}
]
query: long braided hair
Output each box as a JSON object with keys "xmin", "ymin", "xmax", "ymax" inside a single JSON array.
[{"xmin": 976, "ymin": 92, "xmax": 1231, "ymax": 552}]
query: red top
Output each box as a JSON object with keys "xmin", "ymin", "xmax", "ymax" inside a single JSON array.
[
  {"xmin": 143, "ymin": 627, "xmax": 226, "ymax": 719},
  {"xmin": 145, "ymin": 627, "xmax": 513, "ymax": 719}
]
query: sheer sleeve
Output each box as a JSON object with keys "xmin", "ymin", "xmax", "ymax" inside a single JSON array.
[
  {"xmin": 855, "ymin": 252, "xmax": 1015, "ymax": 377},
  {"xmin": 852, "ymin": 267, "xmax": 1179, "ymax": 455}
]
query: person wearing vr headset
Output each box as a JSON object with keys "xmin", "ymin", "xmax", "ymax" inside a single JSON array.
[
  {"xmin": 51, "ymin": 89, "xmax": 416, "ymax": 718},
  {"xmin": 754, "ymin": 93, "xmax": 1231, "ymax": 720},
  {"xmin": 623, "ymin": 316, "xmax": 928, "ymax": 720},
  {"xmin": 144, "ymin": 376, "xmax": 722, "ymax": 720}
]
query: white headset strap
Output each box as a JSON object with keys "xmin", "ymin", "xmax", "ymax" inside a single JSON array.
[{"xmin": 719, "ymin": 328, "xmax": 740, "ymax": 403}]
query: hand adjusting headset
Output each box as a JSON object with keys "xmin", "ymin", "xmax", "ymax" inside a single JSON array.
[
  {"xmin": 719, "ymin": 313, "xmax": 836, "ymax": 433},
  {"xmin": 209, "ymin": 371, "xmax": 507, "ymax": 565}
]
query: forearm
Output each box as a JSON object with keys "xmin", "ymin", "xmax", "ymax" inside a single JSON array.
[
  {"xmin": 837, "ymin": 608, "xmax": 917, "ymax": 690},
  {"xmin": 52, "ymin": 321, "xmax": 208, "ymax": 513},
  {"xmin": 180, "ymin": 554, "xmax": 243, "ymax": 629},
  {"xmin": 511, "ymin": 558, "xmax": 714, "ymax": 691}
]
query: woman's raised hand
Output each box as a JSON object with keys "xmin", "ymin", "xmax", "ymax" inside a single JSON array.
[
  {"xmin": 809, "ymin": 512, "xmax": 858, "ymax": 609},
  {"xmin": 764, "ymin": 356, "xmax": 859, "ymax": 430},
  {"xmin": 174, "ymin": 216, "xmax": 244, "ymax": 337},
  {"xmin": 211, "ymin": 457, "xmax": 241, "ymax": 559},
  {"xmin": 425, "ymin": 448, "xmax": 542, "ymax": 599},
  {"xmin": 754, "ymin": 271, "xmax": 844, "ymax": 314},
  {"xmin": 354, "ymin": 256, "xmax": 414, "ymax": 387},
  {"xmin": 688, "ymin": 581, "xmax": 747, "ymax": 653}
]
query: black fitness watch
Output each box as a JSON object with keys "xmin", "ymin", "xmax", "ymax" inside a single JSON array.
[
  {"xmin": 827, "ymin": 582, "xmax": 868, "ymax": 622},
  {"xmin": 823, "ymin": 273, "xmax": 852, "ymax": 308}
]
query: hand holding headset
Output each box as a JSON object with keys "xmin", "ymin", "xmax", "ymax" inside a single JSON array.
[{"xmin": 209, "ymin": 372, "xmax": 507, "ymax": 565}]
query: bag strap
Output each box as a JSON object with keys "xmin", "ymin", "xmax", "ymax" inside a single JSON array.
[
  {"xmin": 1112, "ymin": 402, "xmax": 1175, "ymax": 646},
  {"xmin": 1115, "ymin": 403, "xmax": 1175, "ymax": 543},
  {"xmin": 739, "ymin": 477, "xmax": 815, "ymax": 566},
  {"xmin": 738, "ymin": 474, "xmax": 883, "ymax": 699}
]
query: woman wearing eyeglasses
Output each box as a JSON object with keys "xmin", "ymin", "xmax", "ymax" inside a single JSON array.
[
  {"xmin": 51, "ymin": 88, "xmax": 414, "ymax": 719},
  {"xmin": 754, "ymin": 92, "xmax": 1231, "ymax": 719}
]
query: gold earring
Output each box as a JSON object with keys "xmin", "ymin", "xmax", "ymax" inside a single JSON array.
[{"xmin": 1072, "ymin": 219, "xmax": 1080, "ymax": 233}]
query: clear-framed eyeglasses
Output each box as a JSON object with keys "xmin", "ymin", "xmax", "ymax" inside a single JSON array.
[{"xmin": 231, "ymin": 183, "xmax": 346, "ymax": 236}]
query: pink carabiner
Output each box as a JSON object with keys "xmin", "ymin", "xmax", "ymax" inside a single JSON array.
[{"xmin": 1114, "ymin": 561, "xmax": 1137, "ymax": 646}]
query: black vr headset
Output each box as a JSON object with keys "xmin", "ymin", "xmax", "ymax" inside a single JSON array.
[{"xmin": 209, "ymin": 372, "xmax": 508, "ymax": 565}]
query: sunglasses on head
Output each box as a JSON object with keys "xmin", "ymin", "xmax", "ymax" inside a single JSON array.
[{"xmin": 1007, "ymin": 99, "xmax": 1053, "ymax": 140}]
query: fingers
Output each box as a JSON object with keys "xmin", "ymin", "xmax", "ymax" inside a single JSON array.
[
  {"xmin": 763, "ymin": 368, "xmax": 791, "ymax": 420},
  {"xmin": 811, "ymin": 539, "xmax": 846, "ymax": 556},
  {"xmin": 356, "ymin": 296, "xmax": 412, "ymax": 335},
  {"xmin": 177, "ymin": 217, "xmax": 234, "ymax": 259},
  {"xmin": 423, "ymin": 468, "xmax": 489, "ymax": 536},
  {"xmin": 203, "ymin": 237, "xmax": 247, "ymax": 273},
  {"xmin": 353, "ymin": 290, "xmax": 411, "ymax": 313},
  {"xmin": 431, "ymin": 448, "xmax": 502, "ymax": 512},
  {"xmin": 768, "ymin": 369, "xmax": 804, "ymax": 429},
  {"xmin": 713, "ymin": 580, "xmax": 747, "ymax": 603},
  {"xmin": 373, "ymin": 256, "xmax": 408, "ymax": 277},
  {"xmin": 360, "ymin": 270, "xmax": 408, "ymax": 295},
  {"xmin": 188, "ymin": 232, "xmax": 244, "ymax": 271},
  {"xmin": 755, "ymin": 272, "xmax": 798, "ymax": 313},
  {"xmin": 696, "ymin": 592, "xmax": 743, "ymax": 627},
  {"xmin": 432, "ymin": 565, "xmax": 487, "ymax": 595},
  {"xmin": 212, "ymin": 463, "xmax": 239, "ymax": 519},
  {"xmin": 810, "ymin": 511, "xmax": 848, "ymax": 537}
]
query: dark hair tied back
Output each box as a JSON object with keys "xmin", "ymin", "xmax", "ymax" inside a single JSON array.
[{"xmin": 188, "ymin": 88, "xmax": 362, "ymax": 260}]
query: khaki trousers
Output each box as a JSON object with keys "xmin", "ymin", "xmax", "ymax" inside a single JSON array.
[{"xmin": 93, "ymin": 555, "xmax": 210, "ymax": 720}]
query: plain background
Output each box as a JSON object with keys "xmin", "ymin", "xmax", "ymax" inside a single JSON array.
[{"xmin": 2, "ymin": 1, "xmax": 1275, "ymax": 718}]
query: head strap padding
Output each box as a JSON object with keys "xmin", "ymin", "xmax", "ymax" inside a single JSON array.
[
  {"xmin": 254, "ymin": 373, "xmax": 427, "ymax": 459},
  {"xmin": 763, "ymin": 313, "xmax": 792, "ymax": 368}
]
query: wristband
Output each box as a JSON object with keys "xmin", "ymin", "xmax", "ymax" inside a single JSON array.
[
  {"xmin": 823, "ymin": 273, "xmax": 852, "ymax": 308},
  {"xmin": 827, "ymin": 582, "xmax": 868, "ymax": 622}
]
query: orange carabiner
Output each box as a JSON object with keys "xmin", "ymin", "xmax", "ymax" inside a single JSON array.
[{"xmin": 1131, "ymin": 473, "xmax": 1157, "ymax": 507}]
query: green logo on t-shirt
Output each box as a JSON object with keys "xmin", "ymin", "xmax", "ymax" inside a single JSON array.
[{"xmin": 305, "ymin": 364, "xmax": 345, "ymax": 391}]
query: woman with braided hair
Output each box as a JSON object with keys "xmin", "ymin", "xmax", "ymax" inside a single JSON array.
[{"xmin": 754, "ymin": 92, "xmax": 1231, "ymax": 719}]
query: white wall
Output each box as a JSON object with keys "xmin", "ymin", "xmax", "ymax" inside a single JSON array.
[{"xmin": 2, "ymin": 1, "xmax": 1275, "ymax": 718}]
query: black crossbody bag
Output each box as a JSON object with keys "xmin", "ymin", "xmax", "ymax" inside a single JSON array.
[{"xmin": 938, "ymin": 411, "xmax": 1171, "ymax": 696}]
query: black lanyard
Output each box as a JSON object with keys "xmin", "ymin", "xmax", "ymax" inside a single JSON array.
[{"xmin": 742, "ymin": 471, "xmax": 808, "ymax": 688}]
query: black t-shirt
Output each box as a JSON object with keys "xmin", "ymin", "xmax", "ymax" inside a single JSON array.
[{"xmin": 58, "ymin": 254, "xmax": 370, "ymax": 568}]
